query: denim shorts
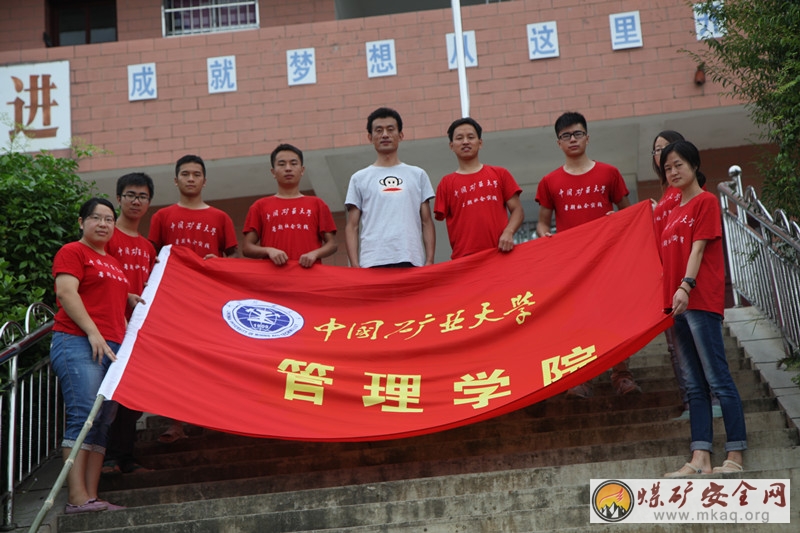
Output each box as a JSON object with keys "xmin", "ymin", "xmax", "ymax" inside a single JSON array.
[{"xmin": 50, "ymin": 331, "xmax": 119, "ymax": 453}]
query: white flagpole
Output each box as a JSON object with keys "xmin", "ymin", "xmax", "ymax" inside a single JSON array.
[{"xmin": 451, "ymin": 0, "xmax": 470, "ymax": 118}]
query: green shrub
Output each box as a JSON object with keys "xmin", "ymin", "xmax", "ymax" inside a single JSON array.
[
  {"xmin": 0, "ymin": 145, "xmax": 99, "ymax": 326},
  {"xmin": 691, "ymin": 0, "xmax": 800, "ymax": 219}
]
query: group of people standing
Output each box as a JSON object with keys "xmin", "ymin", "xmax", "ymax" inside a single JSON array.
[{"xmin": 48, "ymin": 107, "xmax": 746, "ymax": 514}]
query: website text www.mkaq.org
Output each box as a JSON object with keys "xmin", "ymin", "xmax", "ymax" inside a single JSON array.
[{"xmin": 652, "ymin": 509, "xmax": 772, "ymax": 523}]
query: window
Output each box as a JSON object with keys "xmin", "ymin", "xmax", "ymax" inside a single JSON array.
[
  {"xmin": 163, "ymin": 0, "xmax": 259, "ymax": 37},
  {"xmin": 47, "ymin": 0, "xmax": 117, "ymax": 47}
]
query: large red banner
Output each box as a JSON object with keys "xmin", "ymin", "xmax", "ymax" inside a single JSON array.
[{"xmin": 100, "ymin": 201, "xmax": 672, "ymax": 441}]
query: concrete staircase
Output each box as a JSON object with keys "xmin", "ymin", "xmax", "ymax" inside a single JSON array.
[{"xmin": 58, "ymin": 328, "xmax": 800, "ymax": 532}]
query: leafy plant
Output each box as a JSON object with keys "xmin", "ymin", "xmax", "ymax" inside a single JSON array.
[
  {"xmin": 0, "ymin": 143, "xmax": 100, "ymax": 327},
  {"xmin": 690, "ymin": 0, "xmax": 800, "ymax": 220}
]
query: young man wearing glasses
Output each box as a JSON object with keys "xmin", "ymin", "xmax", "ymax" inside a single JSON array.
[
  {"xmin": 108, "ymin": 172, "xmax": 156, "ymax": 313},
  {"xmin": 535, "ymin": 111, "xmax": 630, "ymax": 237},
  {"xmin": 103, "ymin": 172, "xmax": 156, "ymax": 475},
  {"xmin": 535, "ymin": 111, "xmax": 639, "ymax": 398}
]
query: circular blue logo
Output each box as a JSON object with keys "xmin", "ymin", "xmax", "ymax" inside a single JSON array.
[{"xmin": 222, "ymin": 299, "xmax": 304, "ymax": 339}]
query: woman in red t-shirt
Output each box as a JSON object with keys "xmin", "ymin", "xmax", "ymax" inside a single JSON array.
[
  {"xmin": 50, "ymin": 198, "xmax": 141, "ymax": 514},
  {"xmin": 658, "ymin": 141, "xmax": 747, "ymax": 477},
  {"xmin": 651, "ymin": 130, "xmax": 688, "ymax": 417}
]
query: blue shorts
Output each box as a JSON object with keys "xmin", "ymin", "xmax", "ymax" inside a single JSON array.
[{"xmin": 50, "ymin": 331, "xmax": 119, "ymax": 453}]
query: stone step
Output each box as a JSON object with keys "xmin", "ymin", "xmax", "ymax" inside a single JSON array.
[
  {"xmin": 127, "ymin": 410, "xmax": 789, "ymax": 473},
  {"xmin": 61, "ymin": 462, "xmax": 800, "ymax": 532},
  {"xmin": 96, "ymin": 422, "xmax": 797, "ymax": 501},
  {"xmin": 98, "ymin": 446, "xmax": 800, "ymax": 510},
  {"xmin": 131, "ymin": 390, "xmax": 776, "ymax": 464}
]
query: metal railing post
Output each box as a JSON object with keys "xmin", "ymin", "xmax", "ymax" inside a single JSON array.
[
  {"xmin": 719, "ymin": 165, "xmax": 800, "ymax": 355},
  {"xmin": 1, "ymin": 304, "xmax": 55, "ymax": 530}
]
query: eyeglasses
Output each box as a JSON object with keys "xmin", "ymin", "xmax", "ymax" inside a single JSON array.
[
  {"xmin": 652, "ymin": 147, "xmax": 666, "ymax": 156},
  {"xmin": 86, "ymin": 214, "xmax": 115, "ymax": 225},
  {"xmin": 557, "ymin": 131, "xmax": 587, "ymax": 141},
  {"xmin": 121, "ymin": 192, "xmax": 151, "ymax": 202}
]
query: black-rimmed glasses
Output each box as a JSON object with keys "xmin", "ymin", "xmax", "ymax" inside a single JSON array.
[
  {"xmin": 557, "ymin": 131, "xmax": 587, "ymax": 141},
  {"xmin": 120, "ymin": 193, "xmax": 151, "ymax": 202}
]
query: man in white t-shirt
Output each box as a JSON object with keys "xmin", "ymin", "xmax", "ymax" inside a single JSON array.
[{"xmin": 344, "ymin": 107, "xmax": 435, "ymax": 268}]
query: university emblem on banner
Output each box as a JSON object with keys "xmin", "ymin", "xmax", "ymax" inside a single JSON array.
[
  {"xmin": 222, "ymin": 299, "xmax": 304, "ymax": 339},
  {"xmin": 592, "ymin": 480, "xmax": 634, "ymax": 522}
]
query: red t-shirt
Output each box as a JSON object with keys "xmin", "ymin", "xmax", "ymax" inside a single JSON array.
[
  {"xmin": 434, "ymin": 165, "xmax": 522, "ymax": 259},
  {"xmin": 106, "ymin": 230, "xmax": 156, "ymax": 319},
  {"xmin": 660, "ymin": 191, "xmax": 725, "ymax": 315},
  {"xmin": 106, "ymin": 230, "xmax": 156, "ymax": 295},
  {"xmin": 653, "ymin": 186, "xmax": 682, "ymax": 256},
  {"xmin": 148, "ymin": 204, "xmax": 238, "ymax": 257},
  {"xmin": 52, "ymin": 241, "xmax": 130, "ymax": 343},
  {"xmin": 242, "ymin": 195, "xmax": 337, "ymax": 262},
  {"xmin": 535, "ymin": 161, "xmax": 629, "ymax": 232}
]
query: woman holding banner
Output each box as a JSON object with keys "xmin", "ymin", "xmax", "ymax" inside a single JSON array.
[
  {"xmin": 50, "ymin": 198, "xmax": 140, "ymax": 513},
  {"xmin": 658, "ymin": 141, "xmax": 747, "ymax": 477},
  {"xmin": 651, "ymin": 130, "xmax": 690, "ymax": 419},
  {"xmin": 652, "ymin": 131, "xmax": 722, "ymax": 422}
]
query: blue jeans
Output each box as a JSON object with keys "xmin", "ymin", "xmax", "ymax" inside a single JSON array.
[
  {"xmin": 673, "ymin": 310, "xmax": 747, "ymax": 453},
  {"xmin": 664, "ymin": 326, "xmax": 688, "ymax": 406},
  {"xmin": 50, "ymin": 331, "xmax": 118, "ymax": 453}
]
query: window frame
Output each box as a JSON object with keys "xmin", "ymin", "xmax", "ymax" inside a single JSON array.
[
  {"xmin": 162, "ymin": 0, "xmax": 260, "ymax": 38},
  {"xmin": 46, "ymin": 0, "xmax": 117, "ymax": 47}
]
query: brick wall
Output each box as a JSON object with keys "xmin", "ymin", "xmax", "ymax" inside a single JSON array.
[
  {"xmin": 117, "ymin": 0, "xmax": 163, "ymax": 42},
  {"xmin": 0, "ymin": 0, "xmax": 335, "ymax": 53},
  {"xmin": 0, "ymin": 1, "xmax": 46, "ymax": 51},
  {"xmin": 259, "ymin": 0, "xmax": 336, "ymax": 26},
  {"xmin": 0, "ymin": 0, "xmax": 736, "ymax": 175}
]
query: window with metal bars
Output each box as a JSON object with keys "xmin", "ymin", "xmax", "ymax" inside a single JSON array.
[{"xmin": 162, "ymin": 0, "xmax": 259, "ymax": 37}]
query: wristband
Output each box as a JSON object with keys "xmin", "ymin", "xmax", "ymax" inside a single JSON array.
[{"xmin": 677, "ymin": 286, "xmax": 691, "ymax": 296}]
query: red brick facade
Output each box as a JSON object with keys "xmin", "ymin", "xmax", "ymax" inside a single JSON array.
[
  {"xmin": 0, "ymin": 0, "xmax": 736, "ymax": 173},
  {"xmin": 1, "ymin": 1, "xmax": 768, "ymax": 266}
]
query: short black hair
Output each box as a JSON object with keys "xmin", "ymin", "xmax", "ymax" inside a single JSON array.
[
  {"xmin": 79, "ymin": 197, "xmax": 116, "ymax": 238},
  {"xmin": 116, "ymin": 172, "xmax": 154, "ymax": 198},
  {"xmin": 270, "ymin": 143, "xmax": 304, "ymax": 167},
  {"xmin": 367, "ymin": 107, "xmax": 403, "ymax": 133},
  {"xmin": 554, "ymin": 111, "xmax": 587, "ymax": 136},
  {"xmin": 175, "ymin": 154, "xmax": 206, "ymax": 177},
  {"xmin": 659, "ymin": 140, "xmax": 707, "ymax": 188},
  {"xmin": 79, "ymin": 197, "xmax": 116, "ymax": 220},
  {"xmin": 447, "ymin": 117, "xmax": 482, "ymax": 141}
]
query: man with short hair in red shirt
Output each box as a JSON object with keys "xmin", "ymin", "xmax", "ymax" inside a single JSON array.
[{"xmin": 535, "ymin": 111, "xmax": 640, "ymax": 398}]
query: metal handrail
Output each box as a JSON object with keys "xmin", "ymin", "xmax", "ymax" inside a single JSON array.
[
  {"xmin": 719, "ymin": 165, "xmax": 800, "ymax": 356},
  {"xmin": 1, "ymin": 303, "xmax": 57, "ymax": 531}
]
